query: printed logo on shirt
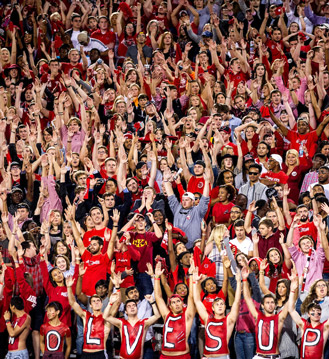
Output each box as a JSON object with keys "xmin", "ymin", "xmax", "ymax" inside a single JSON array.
[
  {"xmin": 132, "ymin": 238, "xmax": 147, "ymax": 248},
  {"xmin": 291, "ymin": 171, "xmax": 297, "ymax": 177},
  {"xmin": 86, "ymin": 260, "xmax": 101, "ymax": 265}
]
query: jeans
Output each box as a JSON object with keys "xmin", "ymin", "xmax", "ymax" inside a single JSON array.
[
  {"xmin": 135, "ymin": 272, "xmax": 153, "ymax": 299},
  {"xmin": 76, "ymin": 301, "xmax": 87, "ymax": 355},
  {"xmin": 188, "ymin": 316, "xmax": 199, "ymax": 359},
  {"xmin": 235, "ymin": 332, "xmax": 255, "ymax": 359}
]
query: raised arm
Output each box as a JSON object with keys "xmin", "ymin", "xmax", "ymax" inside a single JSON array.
[
  {"xmin": 154, "ymin": 262, "xmax": 170, "ymax": 319},
  {"xmin": 66, "ymin": 276, "xmax": 85, "ymax": 318},
  {"xmin": 241, "ymin": 267, "xmax": 258, "ymax": 320}
]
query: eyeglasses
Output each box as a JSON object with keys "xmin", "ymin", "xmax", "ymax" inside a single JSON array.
[
  {"xmin": 249, "ymin": 172, "xmax": 259, "ymax": 175},
  {"xmin": 230, "ymin": 210, "xmax": 241, "ymax": 214},
  {"xmin": 316, "ymin": 284, "xmax": 327, "ymax": 288}
]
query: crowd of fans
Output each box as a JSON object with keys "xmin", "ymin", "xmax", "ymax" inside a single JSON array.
[{"xmin": 3, "ymin": 0, "xmax": 329, "ymax": 358}]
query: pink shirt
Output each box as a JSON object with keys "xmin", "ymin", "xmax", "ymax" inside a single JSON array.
[
  {"xmin": 288, "ymin": 245, "xmax": 325, "ymax": 291},
  {"xmin": 61, "ymin": 126, "xmax": 85, "ymax": 153},
  {"xmin": 40, "ymin": 175, "xmax": 63, "ymax": 222}
]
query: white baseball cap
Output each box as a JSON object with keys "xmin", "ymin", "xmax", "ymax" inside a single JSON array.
[
  {"xmin": 270, "ymin": 154, "xmax": 283, "ymax": 168},
  {"xmin": 182, "ymin": 192, "xmax": 195, "ymax": 201}
]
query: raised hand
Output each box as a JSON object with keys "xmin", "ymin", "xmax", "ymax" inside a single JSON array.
[
  {"xmin": 66, "ymin": 275, "xmax": 75, "ymax": 287},
  {"xmin": 145, "ymin": 262, "xmax": 154, "ymax": 276},
  {"xmin": 144, "ymin": 294, "xmax": 155, "ymax": 303},
  {"xmin": 248, "ymin": 200, "xmax": 258, "ymax": 212},
  {"xmin": 79, "ymin": 262, "xmax": 86, "ymax": 276},
  {"xmin": 155, "ymin": 261, "xmax": 164, "ymax": 277},
  {"xmin": 260, "ymin": 259, "xmax": 268, "ymax": 271}
]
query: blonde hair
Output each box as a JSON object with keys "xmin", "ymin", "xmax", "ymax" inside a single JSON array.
[
  {"xmin": 208, "ymin": 224, "xmax": 227, "ymax": 250},
  {"xmin": 285, "ymin": 149, "xmax": 299, "ymax": 166}
]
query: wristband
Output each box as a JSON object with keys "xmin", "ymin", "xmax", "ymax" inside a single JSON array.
[
  {"xmin": 291, "ymin": 290, "xmax": 295, "ymax": 293},
  {"xmin": 259, "ymin": 271, "xmax": 265, "ymax": 275},
  {"xmin": 14, "ymin": 261, "xmax": 19, "ymax": 264},
  {"xmin": 0, "ymin": 282, "xmax": 3, "ymax": 285},
  {"xmin": 115, "ymin": 287, "xmax": 120, "ymax": 290},
  {"xmin": 242, "ymin": 279, "xmax": 247, "ymax": 282},
  {"xmin": 152, "ymin": 222, "xmax": 156, "ymax": 224},
  {"xmin": 5, "ymin": 320, "xmax": 10, "ymax": 323},
  {"xmin": 67, "ymin": 141, "xmax": 72, "ymax": 143},
  {"xmin": 155, "ymin": 277, "xmax": 160, "ymax": 280},
  {"xmin": 113, "ymin": 225, "xmax": 118, "ymax": 228},
  {"xmin": 110, "ymin": 303, "xmax": 113, "ymax": 306},
  {"xmin": 150, "ymin": 301, "xmax": 156, "ymax": 305},
  {"xmin": 193, "ymin": 281, "xmax": 197, "ymax": 284}
]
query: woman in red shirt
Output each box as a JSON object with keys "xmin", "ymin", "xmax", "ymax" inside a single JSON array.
[
  {"xmin": 40, "ymin": 252, "xmax": 72, "ymax": 327},
  {"xmin": 212, "ymin": 185, "xmax": 236, "ymax": 226},
  {"xmin": 281, "ymin": 149, "xmax": 312, "ymax": 204}
]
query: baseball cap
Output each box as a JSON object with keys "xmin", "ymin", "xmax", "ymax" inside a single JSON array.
[
  {"xmin": 201, "ymin": 30, "xmax": 213, "ymax": 38},
  {"xmin": 270, "ymin": 154, "xmax": 283, "ymax": 168},
  {"xmin": 195, "ymin": 160, "xmax": 206, "ymax": 168},
  {"xmin": 11, "ymin": 187, "xmax": 23, "ymax": 194},
  {"xmin": 182, "ymin": 192, "xmax": 195, "ymax": 201},
  {"xmin": 297, "ymin": 116, "xmax": 309, "ymax": 124},
  {"xmin": 17, "ymin": 203, "xmax": 30, "ymax": 210},
  {"xmin": 136, "ymin": 161, "xmax": 147, "ymax": 170},
  {"xmin": 179, "ymin": 10, "xmax": 188, "ymax": 17},
  {"xmin": 77, "ymin": 31, "xmax": 89, "ymax": 44},
  {"xmin": 10, "ymin": 161, "xmax": 22, "ymax": 169},
  {"xmin": 244, "ymin": 154, "xmax": 254, "ymax": 162},
  {"xmin": 219, "ymin": 126, "xmax": 231, "ymax": 134}
]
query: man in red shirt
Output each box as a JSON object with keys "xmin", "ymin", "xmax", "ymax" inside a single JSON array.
[
  {"xmin": 260, "ymin": 154, "xmax": 288, "ymax": 186},
  {"xmin": 76, "ymin": 211, "xmax": 119, "ymax": 296},
  {"xmin": 270, "ymin": 110, "xmax": 329, "ymax": 166},
  {"xmin": 40, "ymin": 301, "xmax": 71, "ymax": 359},
  {"xmin": 91, "ymin": 16, "xmax": 115, "ymax": 49},
  {"xmin": 264, "ymin": 27, "xmax": 285, "ymax": 62},
  {"xmin": 61, "ymin": 48, "xmax": 88, "ymax": 76}
]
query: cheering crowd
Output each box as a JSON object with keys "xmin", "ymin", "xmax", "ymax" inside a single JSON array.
[{"xmin": 3, "ymin": 0, "xmax": 329, "ymax": 358}]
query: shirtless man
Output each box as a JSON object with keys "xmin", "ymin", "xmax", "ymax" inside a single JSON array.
[
  {"xmin": 243, "ymin": 267, "xmax": 289, "ymax": 359},
  {"xmin": 40, "ymin": 301, "xmax": 71, "ymax": 359},
  {"xmin": 193, "ymin": 268, "xmax": 241, "ymax": 358},
  {"xmin": 288, "ymin": 274, "xmax": 329, "ymax": 359},
  {"xmin": 154, "ymin": 262, "xmax": 195, "ymax": 359},
  {"xmin": 67, "ymin": 274, "xmax": 119, "ymax": 359},
  {"xmin": 4, "ymin": 296, "xmax": 31, "ymax": 359},
  {"xmin": 103, "ymin": 294, "xmax": 160, "ymax": 359}
]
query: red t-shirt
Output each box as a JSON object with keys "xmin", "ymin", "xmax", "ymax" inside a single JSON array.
[
  {"xmin": 212, "ymin": 202, "xmax": 235, "ymax": 224},
  {"xmin": 187, "ymin": 175, "xmax": 211, "ymax": 194},
  {"xmin": 91, "ymin": 29, "xmax": 115, "ymax": 47},
  {"xmin": 81, "ymin": 251, "xmax": 110, "ymax": 296},
  {"xmin": 286, "ymin": 130, "xmax": 318, "ymax": 166},
  {"xmin": 260, "ymin": 170, "xmax": 288, "ymax": 184}
]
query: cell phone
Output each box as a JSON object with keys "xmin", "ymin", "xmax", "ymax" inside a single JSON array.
[{"xmin": 97, "ymin": 58, "xmax": 103, "ymax": 64}]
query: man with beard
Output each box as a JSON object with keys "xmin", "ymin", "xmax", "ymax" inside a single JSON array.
[
  {"xmin": 308, "ymin": 166, "xmax": 329, "ymax": 199},
  {"xmin": 243, "ymin": 267, "xmax": 289, "ymax": 358},
  {"xmin": 255, "ymin": 141, "xmax": 270, "ymax": 173},
  {"xmin": 270, "ymin": 110, "xmax": 329, "ymax": 166},
  {"xmin": 260, "ymin": 154, "xmax": 288, "ymax": 186},
  {"xmin": 290, "ymin": 204, "xmax": 318, "ymax": 244},
  {"xmin": 75, "ymin": 211, "xmax": 119, "ymax": 296}
]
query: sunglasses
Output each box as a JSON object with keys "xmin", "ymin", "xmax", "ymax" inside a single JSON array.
[{"xmin": 249, "ymin": 172, "xmax": 260, "ymax": 175}]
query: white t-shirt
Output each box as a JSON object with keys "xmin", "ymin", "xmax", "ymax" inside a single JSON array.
[
  {"xmin": 230, "ymin": 237, "xmax": 253, "ymax": 256},
  {"xmin": 71, "ymin": 30, "xmax": 81, "ymax": 48}
]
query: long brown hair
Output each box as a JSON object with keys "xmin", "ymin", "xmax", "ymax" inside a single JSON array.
[{"xmin": 301, "ymin": 279, "xmax": 329, "ymax": 314}]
